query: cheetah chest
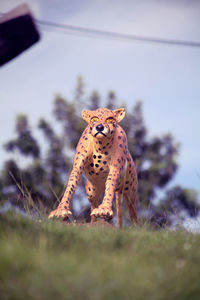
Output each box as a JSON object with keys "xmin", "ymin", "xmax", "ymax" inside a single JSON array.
[{"xmin": 84, "ymin": 151, "xmax": 111, "ymax": 184}]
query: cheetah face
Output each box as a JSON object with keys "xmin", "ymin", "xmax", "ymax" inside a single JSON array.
[
  {"xmin": 90, "ymin": 116, "xmax": 116, "ymax": 139},
  {"xmin": 82, "ymin": 108, "xmax": 126, "ymax": 140}
]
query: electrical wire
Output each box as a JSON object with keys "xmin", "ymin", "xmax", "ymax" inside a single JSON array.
[
  {"xmin": 1, "ymin": 10, "xmax": 200, "ymax": 48},
  {"xmin": 36, "ymin": 19, "xmax": 200, "ymax": 48}
]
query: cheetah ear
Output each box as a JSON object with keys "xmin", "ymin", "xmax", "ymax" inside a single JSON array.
[
  {"xmin": 113, "ymin": 108, "xmax": 125, "ymax": 123},
  {"xmin": 82, "ymin": 110, "xmax": 93, "ymax": 124}
]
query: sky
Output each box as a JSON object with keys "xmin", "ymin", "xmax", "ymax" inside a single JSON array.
[{"xmin": 0, "ymin": 0, "xmax": 200, "ymax": 196}]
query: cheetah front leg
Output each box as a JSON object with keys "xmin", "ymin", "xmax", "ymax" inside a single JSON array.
[
  {"xmin": 48, "ymin": 132, "xmax": 91, "ymax": 220},
  {"xmin": 48, "ymin": 166, "xmax": 82, "ymax": 219},
  {"xmin": 91, "ymin": 165, "xmax": 122, "ymax": 220},
  {"xmin": 85, "ymin": 180, "xmax": 101, "ymax": 223}
]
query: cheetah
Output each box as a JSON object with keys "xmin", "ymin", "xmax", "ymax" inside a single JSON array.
[{"xmin": 48, "ymin": 108, "xmax": 138, "ymax": 227}]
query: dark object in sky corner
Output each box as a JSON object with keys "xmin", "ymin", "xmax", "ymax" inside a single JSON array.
[{"xmin": 0, "ymin": 4, "xmax": 40, "ymax": 67}]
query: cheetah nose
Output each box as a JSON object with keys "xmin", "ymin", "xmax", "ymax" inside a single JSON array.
[{"xmin": 96, "ymin": 124, "xmax": 104, "ymax": 132}]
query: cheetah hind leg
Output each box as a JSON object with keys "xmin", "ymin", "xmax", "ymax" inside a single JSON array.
[
  {"xmin": 124, "ymin": 192, "xmax": 138, "ymax": 224},
  {"xmin": 123, "ymin": 172, "xmax": 138, "ymax": 224},
  {"xmin": 85, "ymin": 180, "xmax": 101, "ymax": 223},
  {"xmin": 123, "ymin": 180, "xmax": 138, "ymax": 225},
  {"xmin": 115, "ymin": 190, "xmax": 123, "ymax": 228},
  {"xmin": 123, "ymin": 160, "xmax": 138, "ymax": 224}
]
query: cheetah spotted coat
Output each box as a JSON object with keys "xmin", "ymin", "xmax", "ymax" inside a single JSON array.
[{"xmin": 49, "ymin": 108, "xmax": 138, "ymax": 227}]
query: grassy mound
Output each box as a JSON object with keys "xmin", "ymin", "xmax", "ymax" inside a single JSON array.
[{"xmin": 0, "ymin": 212, "xmax": 200, "ymax": 300}]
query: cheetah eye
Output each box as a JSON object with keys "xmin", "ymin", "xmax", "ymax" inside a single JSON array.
[
  {"xmin": 106, "ymin": 117, "xmax": 114, "ymax": 123},
  {"xmin": 91, "ymin": 117, "xmax": 99, "ymax": 123}
]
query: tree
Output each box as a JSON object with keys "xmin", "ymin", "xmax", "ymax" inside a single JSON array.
[{"xmin": 0, "ymin": 77, "xmax": 199, "ymax": 226}]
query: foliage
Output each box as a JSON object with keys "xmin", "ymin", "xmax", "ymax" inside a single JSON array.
[
  {"xmin": 0, "ymin": 77, "xmax": 199, "ymax": 225},
  {"xmin": 0, "ymin": 212, "xmax": 200, "ymax": 300}
]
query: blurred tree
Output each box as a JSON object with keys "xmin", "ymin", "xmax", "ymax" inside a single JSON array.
[
  {"xmin": 5, "ymin": 115, "xmax": 40, "ymax": 158},
  {"xmin": 0, "ymin": 78, "xmax": 199, "ymax": 226},
  {"xmin": 158, "ymin": 186, "xmax": 200, "ymax": 218}
]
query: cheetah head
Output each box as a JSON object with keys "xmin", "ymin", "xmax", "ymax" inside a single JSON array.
[{"xmin": 82, "ymin": 108, "xmax": 125, "ymax": 139}]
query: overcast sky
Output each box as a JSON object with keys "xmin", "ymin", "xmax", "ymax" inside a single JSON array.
[{"xmin": 0, "ymin": 0, "xmax": 200, "ymax": 195}]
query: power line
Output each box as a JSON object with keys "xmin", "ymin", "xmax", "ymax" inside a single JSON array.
[
  {"xmin": 1, "ymin": 10, "xmax": 200, "ymax": 48},
  {"xmin": 36, "ymin": 19, "xmax": 200, "ymax": 49}
]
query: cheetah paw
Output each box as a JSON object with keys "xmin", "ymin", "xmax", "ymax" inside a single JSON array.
[
  {"xmin": 91, "ymin": 206, "xmax": 113, "ymax": 219},
  {"xmin": 48, "ymin": 208, "xmax": 72, "ymax": 220}
]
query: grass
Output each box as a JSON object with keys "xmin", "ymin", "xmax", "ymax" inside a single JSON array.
[{"xmin": 0, "ymin": 212, "xmax": 200, "ymax": 300}]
